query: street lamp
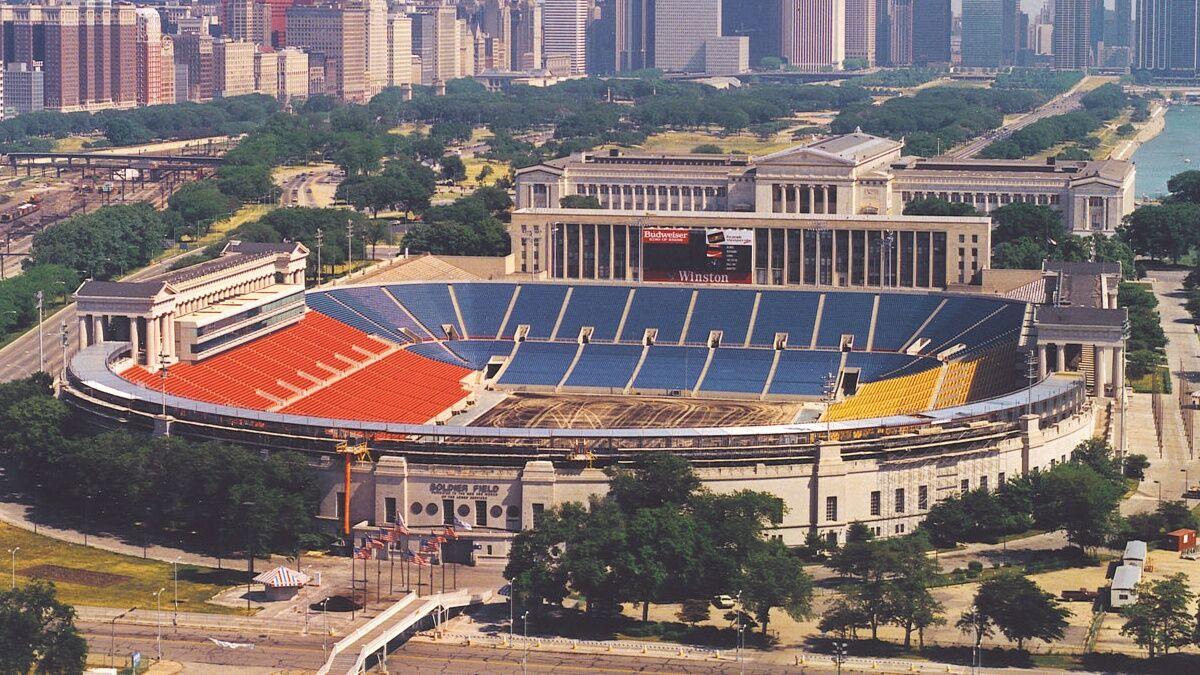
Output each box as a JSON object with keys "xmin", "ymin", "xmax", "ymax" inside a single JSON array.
[
  {"xmin": 153, "ymin": 587, "xmax": 166, "ymax": 660},
  {"xmin": 110, "ymin": 606, "xmax": 137, "ymax": 667},
  {"xmin": 59, "ymin": 321, "xmax": 68, "ymax": 381},
  {"xmin": 318, "ymin": 597, "xmax": 331, "ymax": 660},
  {"xmin": 172, "ymin": 556, "xmax": 181, "ymax": 628},
  {"xmin": 833, "ymin": 640, "xmax": 848, "ymax": 675},
  {"xmin": 242, "ymin": 500, "xmax": 256, "ymax": 614},
  {"xmin": 522, "ymin": 610, "xmax": 529, "ymax": 675},
  {"xmin": 735, "ymin": 590, "xmax": 744, "ymax": 675},
  {"xmin": 7, "ymin": 547, "xmax": 18, "ymax": 589},
  {"xmin": 35, "ymin": 290, "xmax": 44, "ymax": 373},
  {"xmin": 1183, "ymin": 468, "xmax": 1191, "ymax": 497}
]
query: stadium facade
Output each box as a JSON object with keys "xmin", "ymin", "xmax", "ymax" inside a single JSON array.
[
  {"xmin": 65, "ymin": 241, "xmax": 1126, "ymax": 561},
  {"xmin": 513, "ymin": 131, "xmax": 1136, "ymax": 235}
]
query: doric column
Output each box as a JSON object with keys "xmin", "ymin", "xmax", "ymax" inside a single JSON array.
[
  {"xmin": 821, "ymin": 186, "xmax": 830, "ymax": 214},
  {"xmin": 79, "ymin": 316, "xmax": 90, "ymax": 349},
  {"xmin": 1038, "ymin": 344, "xmax": 1047, "ymax": 379},
  {"xmin": 1055, "ymin": 343, "xmax": 1066, "ymax": 372},
  {"xmin": 1113, "ymin": 346, "xmax": 1125, "ymax": 392},
  {"xmin": 130, "ymin": 317, "xmax": 141, "ymax": 364},
  {"xmin": 147, "ymin": 316, "xmax": 160, "ymax": 371},
  {"xmin": 93, "ymin": 315, "xmax": 104, "ymax": 343},
  {"xmin": 1096, "ymin": 346, "xmax": 1109, "ymax": 396},
  {"xmin": 808, "ymin": 186, "xmax": 816, "ymax": 214}
]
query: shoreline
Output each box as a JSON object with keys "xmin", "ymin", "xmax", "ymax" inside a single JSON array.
[{"xmin": 1110, "ymin": 101, "xmax": 1167, "ymax": 161}]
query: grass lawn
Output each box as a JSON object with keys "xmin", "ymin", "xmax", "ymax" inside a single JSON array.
[
  {"xmin": 0, "ymin": 522, "xmax": 245, "ymax": 614},
  {"xmin": 461, "ymin": 157, "xmax": 511, "ymax": 188},
  {"xmin": 156, "ymin": 204, "xmax": 274, "ymax": 261},
  {"xmin": 388, "ymin": 122, "xmax": 429, "ymax": 136},
  {"xmin": 53, "ymin": 136, "xmax": 97, "ymax": 152},
  {"xmin": 635, "ymin": 127, "xmax": 812, "ymax": 155},
  {"xmin": 1130, "ymin": 365, "xmax": 1171, "ymax": 394}
]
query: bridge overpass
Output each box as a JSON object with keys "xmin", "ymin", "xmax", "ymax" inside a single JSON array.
[{"xmin": 5, "ymin": 151, "xmax": 224, "ymax": 180}]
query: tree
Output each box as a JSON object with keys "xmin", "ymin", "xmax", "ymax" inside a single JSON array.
[
  {"xmin": 738, "ymin": 538, "xmax": 814, "ymax": 636},
  {"xmin": 1166, "ymin": 170, "xmax": 1200, "ymax": 204},
  {"xmin": 819, "ymin": 595, "xmax": 870, "ymax": 640},
  {"xmin": 607, "ymin": 452, "xmax": 701, "ymax": 513},
  {"xmin": 1120, "ymin": 573, "xmax": 1195, "ymax": 657},
  {"xmin": 1124, "ymin": 454, "xmax": 1150, "ymax": 480},
  {"xmin": 559, "ymin": 194, "xmax": 602, "ymax": 209},
  {"xmin": 440, "ymin": 155, "xmax": 467, "ymax": 182},
  {"xmin": 1033, "ymin": 462, "xmax": 1123, "ymax": 552},
  {"xmin": 692, "ymin": 143, "xmax": 724, "ymax": 154},
  {"xmin": 1071, "ymin": 438, "xmax": 1121, "ymax": 481},
  {"xmin": 991, "ymin": 202, "xmax": 1069, "ymax": 247},
  {"xmin": 885, "ymin": 535, "xmax": 944, "ymax": 649},
  {"xmin": 956, "ymin": 606, "xmax": 994, "ymax": 656},
  {"xmin": 1121, "ymin": 203, "xmax": 1200, "ymax": 262},
  {"xmin": 903, "ymin": 198, "xmax": 980, "ymax": 217},
  {"xmin": 971, "ymin": 571, "xmax": 1070, "ymax": 650},
  {"xmin": 677, "ymin": 598, "xmax": 711, "ymax": 626},
  {"xmin": 362, "ymin": 219, "xmax": 393, "ymax": 259},
  {"xmin": 168, "ymin": 180, "xmax": 236, "ymax": 233},
  {"xmin": 0, "ymin": 580, "xmax": 88, "ymax": 674}
]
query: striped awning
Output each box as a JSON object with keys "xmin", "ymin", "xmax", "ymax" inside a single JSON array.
[{"xmin": 253, "ymin": 566, "xmax": 311, "ymax": 588}]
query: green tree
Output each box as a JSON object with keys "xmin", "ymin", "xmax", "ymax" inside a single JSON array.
[
  {"xmin": 738, "ymin": 538, "xmax": 814, "ymax": 636},
  {"xmin": 168, "ymin": 180, "xmax": 236, "ymax": 234},
  {"xmin": 559, "ymin": 194, "xmax": 602, "ymax": 209},
  {"xmin": 0, "ymin": 580, "xmax": 88, "ymax": 675},
  {"xmin": 607, "ymin": 452, "xmax": 701, "ymax": 513},
  {"xmin": 1121, "ymin": 203, "xmax": 1200, "ymax": 262},
  {"xmin": 819, "ymin": 595, "xmax": 870, "ymax": 640},
  {"xmin": 1124, "ymin": 453, "xmax": 1150, "ymax": 480},
  {"xmin": 677, "ymin": 598, "xmax": 710, "ymax": 626},
  {"xmin": 692, "ymin": 143, "xmax": 724, "ymax": 154},
  {"xmin": 1070, "ymin": 438, "xmax": 1121, "ymax": 481},
  {"xmin": 1033, "ymin": 462, "xmax": 1123, "ymax": 552},
  {"xmin": 971, "ymin": 571, "xmax": 1070, "ymax": 650},
  {"xmin": 1166, "ymin": 170, "xmax": 1200, "ymax": 204},
  {"xmin": 361, "ymin": 219, "xmax": 393, "ymax": 260},
  {"xmin": 885, "ymin": 535, "xmax": 944, "ymax": 648},
  {"xmin": 902, "ymin": 198, "xmax": 980, "ymax": 217},
  {"xmin": 1120, "ymin": 573, "xmax": 1195, "ymax": 657},
  {"xmin": 440, "ymin": 155, "xmax": 467, "ymax": 182}
]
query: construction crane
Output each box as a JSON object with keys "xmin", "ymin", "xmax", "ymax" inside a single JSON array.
[{"xmin": 335, "ymin": 439, "xmax": 371, "ymax": 536}]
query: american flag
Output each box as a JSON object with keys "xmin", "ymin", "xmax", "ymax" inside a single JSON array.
[
  {"xmin": 443, "ymin": 526, "xmax": 458, "ymax": 540},
  {"xmin": 353, "ymin": 546, "xmax": 371, "ymax": 560},
  {"xmin": 420, "ymin": 538, "xmax": 438, "ymax": 553},
  {"xmin": 409, "ymin": 552, "xmax": 431, "ymax": 567}
]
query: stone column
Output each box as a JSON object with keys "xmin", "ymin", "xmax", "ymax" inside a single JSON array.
[
  {"xmin": 1055, "ymin": 343, "xmax": 1066, "ymax": 372},
  {"xmin": 147, "ymin": 316, "xmax": 160, "ymax": 371},
  {"xmin": 1038, "ymin": 344, "xmax": 1047, "ymax": 379},
  {"xmin": 807, "ymin": 186, "xmax": 816, "ymax": 214},
  {"xmin": 1096, "ymin": 346, "xmax": 1109, "ymax": 396},
  {"xmin": 821, "ymin": 186, "xmax": 830, "ymax": 214},
  {"xmin": 1113, "ymin": 346, "xmax": 1125, "ymax": 392},
  {"xmin": 78, "ymin": 316, "xmax": 90, "ymax": 349},
  {"xmin": 130, "ymin": 317, "xmax": 141, "ymax": 365},
  {"xmin": 93, "ymin": 315, "xmax": 105, "ymax": 343}
]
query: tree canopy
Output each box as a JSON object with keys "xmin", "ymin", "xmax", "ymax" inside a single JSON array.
[{"xmin": 0, "ymin": 581, "xmax": 87, "ymax": 674}]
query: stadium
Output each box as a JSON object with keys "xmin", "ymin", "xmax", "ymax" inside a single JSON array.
[{"xmin": 62, "ymin": 243, "xmax": 1117, "ymax": 560}]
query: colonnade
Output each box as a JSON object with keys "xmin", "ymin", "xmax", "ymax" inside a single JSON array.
[
  {"xmin": 1037, "ymin": 342, "xmax": 1124, "ymax": 395},
  {"xmin": 79, "ymin": 311, "xmax": 176, "ymax": 370},
  {"xmin": 576, "ymin": 184, "xmax": 724, "ymax": 211},
  {"xmin": 770, "ymin": 184, "xmax": 838, "ymax": 214}
]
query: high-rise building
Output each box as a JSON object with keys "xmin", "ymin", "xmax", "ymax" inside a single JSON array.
[
  {"xmin": 722, "ymin": 0, "xmax": 783, "ymax": 66},
  {"xmin": 213, "ymin": 39, "xmax": 257, "ymax": 97},
  {"xmin": 703, "ymin": 35, "xmax": 749, "ymax": 73},
  {"xmin": 174, "ymin": 62, "xmax": 190, "ymax": 103},
  {"xmin": 654, "ymin": 0, "xmax": 720, "ymax": 72},
  {"xmin": 286, "ymin": 4, "xmax": 366, "ymax": 101},
  {"xmin": 1112, "ymin": 0, "xmax": 1132, "ymax": 47},
  {"xmin": 223, "ymin": 0, "xmax": 270, "ymax": 45},
  {"xmin": 587, "ymin": 0, "xmax": 618, "ymax": 75},
  {"xmin": 458, "ymin": 18, "xmax": 477, "ymax": 76},
  {"xmin": 616, "ymin": 0, "xmax": 655, "ymax": 71},
  {"xmin": 136, "ymin": 8, "xmax": 166, "ymax": 106},
  {"xmin": 782, "ymin": 0, "xmax": 846, "ymax": 70},
  {"xmin": 511, "ymin": 0, "xmax": 543, "ymax": 70},
  {"xmin": 962, "ymin": 0, "xmax": 1018, "ymax": 67},
  {"xmin": 364, "ymin": 0, "xmax": 389, "ymax": 95},
  {"xmin": 277, "ymin": 46, "xmax": 310, "ymax": 100},
  {"xmin": 1054, "ymin": 0, "xmax": 1091, "ymax": 68},
  {"xmin": 388, "ymin": 12, "xmax": 414, "ymax": 87},
  {"xmin": 544, "ymin": 0, "xmax": 588, "ymax": 74},
  {"xmin": 480, "ymin": 0, "xmax": 514, "ymax": 71},
  {"xmin": 1136, "ymin": 0, "xmax": 1199, "ymax": 74},
  {"xmin": 911, "ymin": 0, "xmax": 951, "ymax": 64},
  {"xmin": 263, "ymin": 0, "xmax": 296, "ymax": 47},
  {"xmin": 254, "ymin": 48, "xmax": 279, "ymax": 97},
  {"xmin": 844, "ymin": 0, "xmax": 877, "ymax": 65},
  {"xmin": 174, "ymin": 31, "xmax": 214, "ymax": 102},
  {"xmin": 160, "ymin": 37, "xmax": 176, "ymax": 104},
  {"xmin": 411, "ymin": 4, "xmax": 460, "ymax": 84},
  {"xmin": 875, "ymin": 0, "xmax": 914, "ymax": 65},
  {"xmin": 4, "ymin": 63, "xmax": 43, "ymax": 116}
]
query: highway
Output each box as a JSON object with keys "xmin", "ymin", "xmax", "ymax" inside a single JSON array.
[{"xmin": 945, "ymin": 88, "xmax": 1087, "ymax": 159}]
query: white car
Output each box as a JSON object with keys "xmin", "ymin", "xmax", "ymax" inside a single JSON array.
[{"xmin": 712, "ymin": 595, "xmax": 735, "ymax": 609}]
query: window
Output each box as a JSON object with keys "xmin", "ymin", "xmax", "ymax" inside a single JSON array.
[
  {"xmin": 998, "ymin": 472, "xmax": 1006, "ymax": 486},
  {"xmin": 426, "ymin": 502, "xmax": 439, "ymax": 516},
  {"xmin": 870, "ymin": 491, "xmax": 881, "ymax": 516},
  {"xmin": 457, "ymin": 503, "xmax": 470, "ymax": 517},
  {"xmin": 443, "ymin": 499, "xmax": 455, "ymax": 525},
  {"xmin": 895, "ymin": 488, "xmax": 906, "ymax": 514},
  {"xmin": 476, "ymin": 500, "xmax": 488, "ymax": 527},
  {"xmin": 532, "ymin": 503, "xmax": 545, "ymax": 526},
  {"xmin": 894, "ymin": 523, "xmax": 906, "ymax": 534},
  {"xmin": 506, "ymin": 505, "xmax": 520, "ymax": 519},
  {"xmin": 411, "ymin": 502, "xmax": 423, "ymax": 515},
  {"xmin": 918, "ymin": 485, "xmax": 929, "ymax": 511},
  {"xmin": 385, "ymin": 497, "xmax": 397, "ymax": 525},
  {"xmin": 490, "ymin": 505, "xmax": 503, "ymax": 519},
  {"xmin": 825, "ymin": 496, "xmax": 838, "ymax": 522},
  {"xmin": 825, "ymin": 531, "xmax": 838, "ymax": 547},
  {"xmin": 961, "ymin": 478, "xmax": 970, "ymax": 493},
  {"xmin": 980, "ymin": 476, "xmax": 989, "ymax": 491}
]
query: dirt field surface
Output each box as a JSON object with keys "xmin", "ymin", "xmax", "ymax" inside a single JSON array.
[
  {"xmin": 470, "ymin": 393, "xmax": 801, "ymax": 429},
  {"xmin": 21, "ymin": 563, "xmax": 132, "ymax": 588}
]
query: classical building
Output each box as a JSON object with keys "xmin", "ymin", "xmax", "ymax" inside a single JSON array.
[
  {"xmin": 513, "ymin": 131, "xmax": 1135, "ymax": 234},
  {"xmin": 75, "ymin": 241, "xmax": 308, "ymax": 371}
]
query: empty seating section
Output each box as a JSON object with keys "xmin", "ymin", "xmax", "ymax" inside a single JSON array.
[
  {"xmin": 280, "ymin": 350, "xmax": 470, "ymax": 423},
  {"xmin": 122, "ymin": 312, "xmax": 390, "ymax": 410},
  {"xmin": 633, "ymin": 346, "xmax": 710, "ymax": 391},
  {"xmin": 916, "ymin": 297, "xmax": 1006, "ymax": 352},
  {"xmin": 452, "ymin": 284, "xmax": 516, "ymax": 338},
  {"xmin": 845, "ymin": 352, "xmax": 933, "ymax": 382},
  {"xmin": 332, "ymin": 287, "xmax": 430, "ymax": 340},
  {"xmin": 935, "ymin": 348, "xmax": 1019, "ymax": 408},
  {"xmin": 686, "ymin": 289, "xmax": 756, "ymax": 345},
  {"xmin": 949, "ymin": 304, "xmax": 1025, "ymax": 356},
  {"xmin": 304, "ymin": 292, "xmax": 401, "ymax": 342},
  {"xmin": 701, "ymin": 348, "xmax": 774, "ymax": 394},
  {"xmin": 406, "ymin": 341, "xmax": 469, "ymax": 367},
  {"xmin": 446, "ymin": 340, "xmax": 514, "ymax": 370},
  {"xmin": 556, "ymin": 286, "xmax": 628, "ymax": 342},
  {"xmin": 497, "ymin": 342, "xmax": 579, "ymax": 386},
  {"xmin": 816, "ymin": 292, "xmax": 875, "ymax": 348},
  {"xmin": 502, "ymin": 285, "xmax": 568, "ymax": 339},
  {"xmin": 768, "ymin": 350, "xmax": 842, "ymax": 396},
  {"xmin": 386, "ymin": 284, "xmax": 462, "ymax": 338},
  {"xmin": 871, "ymin": 295, "xmax": 943, "ymax": 351},
  {"xmin": 620, "ymin": 287, "xmax": 691, "ymax": 343},
  {"xmin": 564, "ymin": 344, "xmax": 642, "ymax": 389},
  {"xmin": 824, "ymin": 365, "xmax": 942, "ymax": 421},
  {"xmin": 751, "ymin": 291, "xmax": 821, "ymax": 347}
]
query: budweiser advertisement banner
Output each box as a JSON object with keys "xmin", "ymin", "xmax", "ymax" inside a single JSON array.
[{"xmin": 641, "ymin": 227, "xmax": 753, "ymax": 284}]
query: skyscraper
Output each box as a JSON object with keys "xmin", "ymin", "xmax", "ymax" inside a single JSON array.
[
  {"xmin": 911, "ymin": 0, "xmax": 950, "ymax": 64},
  {"xmin": 1136, "ymin": 0, "xmax": 1199, "ymax": 74},
  {"xmin": 961, "ymin": 0, "xmax": 1018, "ymax": 66},
  {"xmin": 616, "ymin": 0, "xmax": 655, "ymax": 71},
  {"xmin": 782, "ymin": 0, "xmax": 846, "ymax": 70},
  {"xmin": 411, "ymin": 4, "xmax": 460, "ymax": 84},
  {"xmin": 654, "ymin": 0, "xmax": 720, "ymax": 72},
  {"xmin": 387, "ymin": 11, "xmax": 413, "ymax": 87},
  {"xmin": 723, "ymin": 0, "xmax": 783, "ymax": 66},
  {"xmin": 844, "ymin": 0, "xmax": 877, "ymax": 65},
  {"xmin": 544, "ymin": 0, "xmax": 589, "ymax": 74},
  {"xmin": 588, "ymin": 0, "xmax": 618, "ymax": 75},
  {"xmin": 876, "ymin": 0, "xmax": 914, "ymax": 65},
  {"xmin": 286, "ymin": 4, "xmax": 366, "ymax": 101},
  {"xmin": 1054, "ymin": 0, "xmax": 1092, "ymax": 69},
  {"xmin": 364, "ymin": 0, "xmax": 389, "ymax": 95},
  {"xmin": 511, "ymin": 0, "xmax": 543, "ymax": 70}
]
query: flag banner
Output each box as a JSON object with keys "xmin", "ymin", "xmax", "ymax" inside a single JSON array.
[
  {"xmin": 453, "ymin": 515, "xmax": 474, "ymax": 531},
  {"xmin": 209, "ymin": 638, "xmax": 255, "ymax": 650}
]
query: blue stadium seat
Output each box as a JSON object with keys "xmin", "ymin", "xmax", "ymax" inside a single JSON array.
[
  {"xmin": 768, "ymin": 350, "xmax": 842, "ymax": 397},
  {"xmin": 406, "ymin": 341, "xmax": 469, "ymax": 367},
  {"xmin": 452, "ymin": 283, "xmax": 516, "ymax": 338},
  {"xmin": 632, "ymin": 346, "xmax": 710, "ymax": 392},
  {"xmin": 870, "ymin": 294, "xmax": 943, "ymax": 351},
  {"xmin": 701, "ymin": 348, "xmax": 774, "ymax": 394},
  {"xmin": 947, "ymin": 302, "xmax": 1026, "ymax": 355},
  {"xmin": 918, "ymin": 297, "xmax": 1009, "ymax": 353},
  {"xmin": 620, "ymin": 287, "xmax": 692, "ymax": 343},
  {"xmin": 504, "ymin": 284, "xmax": 569, "ymax": 339},
  {"xmin": 332, "ymin": 287, "xmax": 429, "ymax": 341},
  {"xmin": 815, "ymin": 292, "xmax": 875, "ymax": 348},
  {"xmin": 305, "ymin": 291, "xmax": 409, "ymax": 342},
  {"xmin": 686, "ymin": 289, "xmax": 756, "ymax": 345},
  {"xmin": 556, "ymin": 285, "xmax": 628, "ymax": 342},
  {"xmin": 751, "ymin": 291, "xmax": 821, "ymax": 347},
  {"xmin": 386, "ymin": 284, "xmax": 462, "ymax": 338},
  {"xmin": 446, "ymin": 340, "xmax": 515, "ymax": 371},
  {"xmin": 497, "ymin": 342, "xmax": 579, "ymax": 386},
  {"xmin": 564, "ymin": 343, "xmax": 642, "ymax": 390},
  {"xmin": 845, "ymin": 352, "xmax": 934, "ymax": 382}
]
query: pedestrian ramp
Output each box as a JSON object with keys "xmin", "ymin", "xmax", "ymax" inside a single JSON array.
[{"xmin": 317, "ymin": 588, "xmax": 492, "ymax": 675}]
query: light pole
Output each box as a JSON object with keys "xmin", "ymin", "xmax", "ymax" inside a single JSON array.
[
  {"xmin": 172, "ymin": 556, "xmax": 181, "ymax": 628},
  {"xmin": 59, "ymin": 321, "xmax": 68, "ymax": 381},
  {"xmin": 1183, "ymin": 468, "xmax": 1191, "ymax": 497},
  {"xmin": 1154, "ymin": 479, "xmax": 1162, "ymax": 504},
  {"xmin": 153, "ymin": 587, "xmax": 165, "ymax": 660},
  {"xmin": 735, "ymin": 590, "xmax": 743, "ymax": 675},
  {"xmin": 35, "ymin": 290, "xmax": 44, "ymax": 373},
  {"xmin": 110, "ymin": 606, "xmax": 137, "ymax": 667},
  {"xmin": 242, "ymin": 500, "xmax": 256, "ymax": 614},
  {"xmin": 158, "ymin": 350, "xmax": 170, "ymax": 432},
  {"xmin": 7, "ymin": 547, "xmax": 18, "ymax": 589},
  {"xmin": 319, "ymin": 597, "xmax": 331, "ymax": 660},
  {"xmin": 346, "ymin": 218, "xmax": 355, "ymax": 276},
  {"xmin": 522, "ymin": 610, "xmax": 529, "ymax": 675},
  {"xmin": 833, "ymin": 640, "xmax": 848, "ymax": 675},
  {"xmin": 315, "ymin": 228, "xmax": 324, "ymax": 285},
  {"xmin": 507, "ymin": 578, "xmax": 513, "ymax": 640}
]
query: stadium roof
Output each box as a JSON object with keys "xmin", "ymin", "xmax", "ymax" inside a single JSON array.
[{"xmin": 1035, "ymin": 306, "xmax": 1126, "ymax": 328}]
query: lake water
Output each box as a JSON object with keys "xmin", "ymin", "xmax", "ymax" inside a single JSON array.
[{"xmin": 1131, "ymin": 104, "xmax": 1200, "ymax": 199}]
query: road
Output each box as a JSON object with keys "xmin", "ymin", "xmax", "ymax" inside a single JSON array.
[
  {"xmin": 945, "ymin": 88, "xmax": 1088, "ymax": 159},
  {"xmin": 81, "ymin": 621, "xmax": 328, "ymax": 671}
]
